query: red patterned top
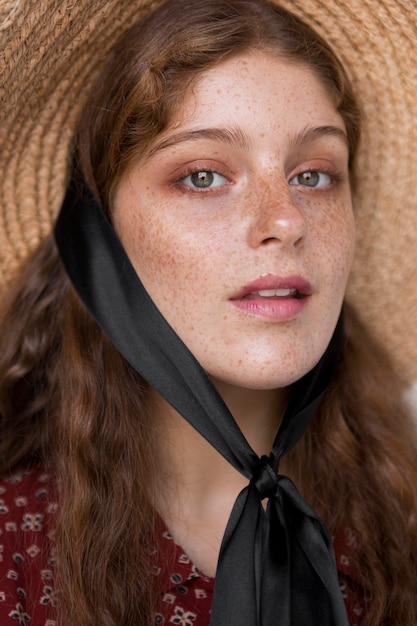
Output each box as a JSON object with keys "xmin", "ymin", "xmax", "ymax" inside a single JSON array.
[{"xmin": 0, "ymin": 469, "xmax": 367, "ymax": 626}]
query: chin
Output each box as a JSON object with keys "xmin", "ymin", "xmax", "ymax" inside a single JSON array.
[{"xmin": 213, "ymin": 357, "xmax": 323, "ymax": 391}]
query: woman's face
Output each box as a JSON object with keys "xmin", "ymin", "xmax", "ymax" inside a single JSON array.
[{"xmin": 113, "ymin": 51, "xmax": 355, "ymax": 392}]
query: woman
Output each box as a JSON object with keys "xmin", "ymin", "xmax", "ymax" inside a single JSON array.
[{"xmin": 0, "ymin": 0, "xmax": 416, "ymax": 625}]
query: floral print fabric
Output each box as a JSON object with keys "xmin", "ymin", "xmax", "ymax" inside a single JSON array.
[
  {"xmin": 0, "ymin": 469, "xmax": 366, "ymax": 625},
  {"xmin": 0, "ymin": 470, "xmax": 57, "ymax": 626}
]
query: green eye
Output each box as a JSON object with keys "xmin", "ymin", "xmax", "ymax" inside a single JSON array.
[
  {"xmin": 181, "ymin": 170, "xmax": 228, "ymax": 190},
  {"xmin": 289, "ymin": 171, "xmax": 331, "ymax": 188},
  {"xmin": 191, "ymin": 171, "xmax": 215, "ymax": 187}
]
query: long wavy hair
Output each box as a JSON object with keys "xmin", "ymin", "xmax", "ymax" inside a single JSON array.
[{"xmin": 1, "ymin": 1, "xmax": 416, "ymax": 624}]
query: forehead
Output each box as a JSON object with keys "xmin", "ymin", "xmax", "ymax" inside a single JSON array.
[{"xmin": 168, "ymin": 51, "xmax": 344, "ymax": 137}]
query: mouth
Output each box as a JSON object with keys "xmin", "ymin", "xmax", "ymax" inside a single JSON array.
[
  {"xmin": 230, "ymin": 275, "xmax": 313, "ymax": 301},
  {"xmin": 229, "ymin": 275, "xmax": 312, "ymax": 322},
  {"xmin": 244, "ymin": 288, "xmax": 305, "ymax": 300}
]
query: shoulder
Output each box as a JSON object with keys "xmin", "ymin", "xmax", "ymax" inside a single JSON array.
[{"xmin": 0, "ymin": 468, "xmax": 58, "ymax": 625}]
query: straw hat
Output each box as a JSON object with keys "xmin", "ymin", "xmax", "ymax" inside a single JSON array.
[{"xmin": 1, "ymin": 0, "xmax": 416, "ymax": 385}]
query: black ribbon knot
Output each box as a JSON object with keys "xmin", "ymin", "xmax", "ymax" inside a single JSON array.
[
  {"xmin": 55, "ymin": 174, "xmax": 350, "ymax": 626},
  {"xmin": 252, "ymin": 454, "xmax": 279, "ymax": 499}
]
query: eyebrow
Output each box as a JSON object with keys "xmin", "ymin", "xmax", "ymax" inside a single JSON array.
[
  {"xmin": 148, "ymin": 123, "xmax": 348, "ymax": 156},
  {"xmin": 288, "ymin": 125, "xmax": 349, "ymax": 149},
  {"xmin": 148, "ymin": 126, "xmax": 252, "ymax": 156}
]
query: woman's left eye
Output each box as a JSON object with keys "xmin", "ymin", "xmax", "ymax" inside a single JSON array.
[
  {"xmin": 180, "ymin": 170, "xmax": 228, "ymax": 190},
  {"xmin": 289, "ymin": 171, "xmax": 331, "ymax": 188}
]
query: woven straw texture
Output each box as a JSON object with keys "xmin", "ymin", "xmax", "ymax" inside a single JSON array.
[{"xmin": 0, "ymin": 0, "xmax": 416, "ymax": 382}]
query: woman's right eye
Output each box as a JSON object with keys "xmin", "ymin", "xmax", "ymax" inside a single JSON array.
[{"xmin": 180, "ymin": 170, "xmax": 229, "ymax": 190}]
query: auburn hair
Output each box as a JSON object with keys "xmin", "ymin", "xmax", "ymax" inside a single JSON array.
[{"xmin": 1, "ymin": 1, "xmax": 416, "ymax": 624}]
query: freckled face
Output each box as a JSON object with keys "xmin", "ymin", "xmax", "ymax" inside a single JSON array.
[{"xmin": 112, "ymin": 52, "xmax": 355, "ymax": 391}]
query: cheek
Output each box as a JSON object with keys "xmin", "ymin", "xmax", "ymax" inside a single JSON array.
[
  {"xmin": 117, "ymin": 205, "xmax": 219, "ymax": 312},
  {"xmin": 311, "ymin": 199, "xmax": 355, "ymax": 281},
  {"xmin": 337, "ymin": 208, "xmax": 356, "ymax": 273}
]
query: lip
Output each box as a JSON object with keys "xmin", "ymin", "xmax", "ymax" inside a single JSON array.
[{"xmin": 229, "ymin": 274, "xmax": 313, "ymax": 322}]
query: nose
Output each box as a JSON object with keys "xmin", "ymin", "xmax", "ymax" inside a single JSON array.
[{"xmin": 247, "ymin": 176, "xmax": 307, "ymax": 249}]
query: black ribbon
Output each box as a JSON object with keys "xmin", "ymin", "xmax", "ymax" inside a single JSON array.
[{"xmin": 55, "ymin": 174, "xmax": 349, "ymax": 626}]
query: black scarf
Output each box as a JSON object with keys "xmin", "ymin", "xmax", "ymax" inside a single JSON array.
[{"xmin": 55, "ymin": 174, "xmax": 349, "ymax": 626}]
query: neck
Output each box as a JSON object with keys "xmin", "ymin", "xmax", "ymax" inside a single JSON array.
[
  {"xmin": 149, "ymin": 381, "xmax": 287, "ymax": 576},
  {"xmin": 152, "ymin": 379, "xmax": 287, "ymax": 467},
  {"xmin": 210, "ymin": 377, "xmax": 287, "ymax": 456},
  {"xmin": 150, "ymin": 381, "xmax": 286, "ymax": 508}
]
